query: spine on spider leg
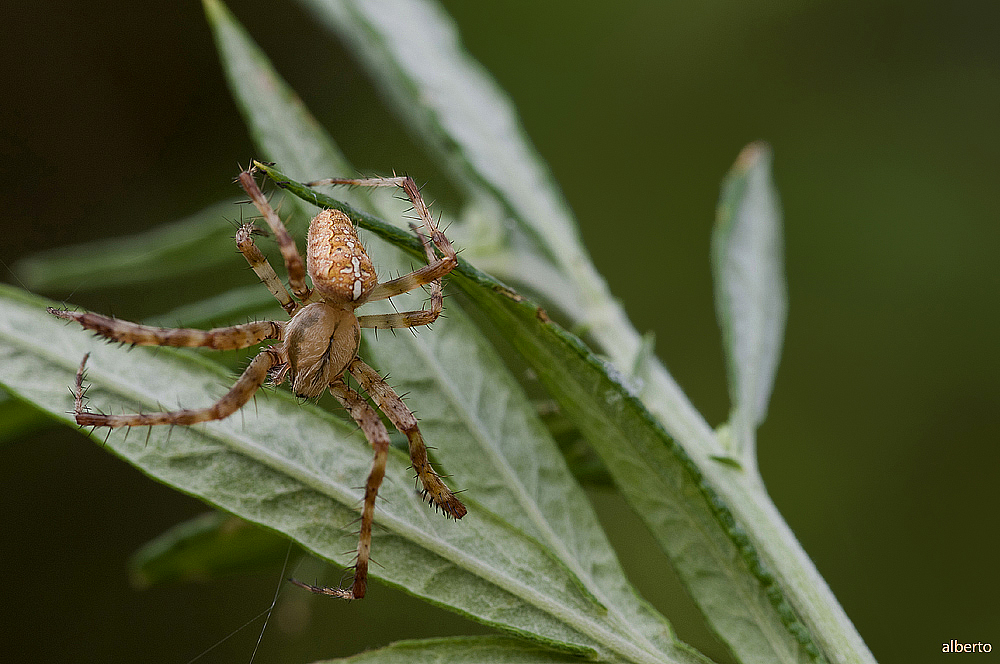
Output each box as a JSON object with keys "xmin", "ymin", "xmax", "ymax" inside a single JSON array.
[
  {"xmin": 47, "ymin": 308, "xmax": 281, "ymax": 349},
  {"xmin": 235, "ymin": 223, "xmax": 298, "ymax": 316},
  {"xmin": 350, "ymin": 432, "xmax": 390, "ymax": 600},
  {"xmin": 348, "ymin": 360, "xmax": 466, "ymax": 519},
  {"xmin": 73, "ymin": 352, "xmax": 91, "ymax": 415},
  {"xmin": 410, "ymin": 219, "xmax": 451, "ymax": 320},
  {"xmin": 237, "ymin": 170, "xmax": 312, "ymax": 302},
  {"xmin": 71, "ymin": 350, "xmax": 279, "ymax": 429},
  {"xmin": 407, "ymin": 428, "xmax": 467, "ymax": 519}
]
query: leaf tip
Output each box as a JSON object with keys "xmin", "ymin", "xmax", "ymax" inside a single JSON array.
[
  {"xmin": 733, "ymin": 141, "xmax": 772, "ymax": 174},
  {"xmin": 201, "ymin": 0, "xmax": 223, "ymax": 21}
]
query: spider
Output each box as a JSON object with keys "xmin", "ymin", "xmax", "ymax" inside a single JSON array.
[{"xmin": 49, "ymin": 166, "xmax": 466, "ymax": 600}]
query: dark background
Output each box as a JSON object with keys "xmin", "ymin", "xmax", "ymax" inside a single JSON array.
[{"xmin": 2, "ymin": 1, "xmax": 997, "ymax": 663}]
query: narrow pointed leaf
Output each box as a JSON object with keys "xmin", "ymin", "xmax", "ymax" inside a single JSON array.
[
  {"xmin": 1, "ymin": 285, "xmax": 640, "ymax": 660},
  {"xmin": 712, "ymin": 143, "xmax": 787, "ymax": 461},
  {"xmin": 14, "ymin": 200, "xmax": 245, "ymax": 292},
  {"xmin": 291, "ymin": 0, "xmax": 719, "ymax": 459},
  {"xmin": 205, "ymin": 5, "xmax": 714, "ymax": 664}
]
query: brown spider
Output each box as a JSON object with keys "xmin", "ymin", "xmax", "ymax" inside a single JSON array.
[{"xmin": 49, "ymin": 167, "xmax": 466, "ymax": 600}]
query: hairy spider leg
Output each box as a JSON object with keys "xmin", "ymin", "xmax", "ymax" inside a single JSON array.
[
  {"xmin": 290, "ymin": 379, "xmax": 394, "ymax": 600},
  {"xmin": 238, "ymin": 170, "xmax": 313, "ymax": 302},
  {"xmin": 235, "ymin": 222, "xmax": 299, "ymax": 316},
  {"xmin": 348, "ymin": 358, "xmax": 466, "ymax": 519},
  {"xmin": 356, "ymin": 222, "xmax": 449, "ymax": 330},
  {"xmin": 73, "ymin": 349, "xmax": 281, "ymax": 428},
  {"xmin": 305, "ymin": 176, "xmax": 455, "ymax": 263},
  {"xmin": 48, "ymin": 308, "xmax": 283, "ymax": 350}
]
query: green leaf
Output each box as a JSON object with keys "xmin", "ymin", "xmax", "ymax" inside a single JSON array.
[
  {"xmin": 265, "ymin": 165, "xmax": 817, "ymax": 664},
  {"xmin": 312, "ymin": 636, "xmax": 589, "ymax": 664},
  {"xmin": 129, "ymin": 511, "xmax": 295, "ymax": 588},
  {"xmin": 13, "ymin": 199, "xmax": 246, "ymax": 292},
  {"xmin": 203, "ymin": 5, "xmax": 712, "ymax": 662},
  {"xmin": 712, "ymin": 143, "xmax": 787, "ymax": 463},
  {"xmin": 273, "ymin": 6, "xmax": 875, "ymax": 662},
  {"xmin": 1, "ymin": 284, "xmax": 659, "ymax": 661},
  {"xmin": 144, "ymin": 284, "xmax": 278, "ymax": 328},
  {"xmin": 204, "ymin": 2, "xmax": 872, "ymax": 660}
]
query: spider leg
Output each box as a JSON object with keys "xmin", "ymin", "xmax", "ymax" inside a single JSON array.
[
  {"xmin": 307, "ymin": 176, "xmax": 457, "ymax": 304},
  {"xmin": 362, "ymin": 259, "xmax": 454, "ymax": 305},
  {"xmin": 295, "ymin": 379, "xmax": 393, "ymax": 600},
  {"xmin": 238, "ymin": 169, "xmax": 313, "ymax": 303},
  {"xmin": 306, "ymin": 176, "xmax": 444, "ymax": 248},
  {"xmin": 348, "ymin": 358, "xmax": 466, "ymax": 519},
  {"xmin": 73, "ymin": 349, "xmax": 280, "ymax": 428},
  {"xmin": 364, "ymin": 221, "xmax": 451, "ymax": 307},
  {"xmin": 48, "ymin": 308, "xmax": 283, "ymax": 349},
  {"xmin": 235, "ymin": 223, "xmax": 299, "ymax": 316},
  {"xmin": 358, "ymin": 223, "xmax": 447, "ymax": 329},
  {"xmin": 356, "ymin": 309, "xmax": 440, "ymax": 330}
]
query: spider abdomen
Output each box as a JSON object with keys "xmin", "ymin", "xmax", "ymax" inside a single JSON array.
[
  {"xmin": 283, "ymin": 302, "xmax": 361, "ymax": 398},
  {"xmin": 307, "ymin": 209, "xmax": 377, "ymax": 305}
]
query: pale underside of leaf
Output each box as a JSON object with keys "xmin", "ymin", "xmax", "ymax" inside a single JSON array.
[
  {"xmin": 712, "ymin": 142, "xmax": 787, "ymax": 464},
  {"xmin": 1, "ymin": 286, "xmax": 663, "ymax": 662},
  {"xmin": 205, "ymin": 2, "xmax": 706, "ymax": 662},
  {"xmin": 2, "ymin": 1, "xmax": 876, "ymax": 662},
  {"xmin": 282, "ymin": 5, "xmax": 876, "ymax": 663}
]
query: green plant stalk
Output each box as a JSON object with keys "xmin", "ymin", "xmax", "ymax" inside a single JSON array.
[
  {"xmin": 211, "ymin": 1, "xmax": 872, "ymax": 659},
  {"xmin": 260, "ymin": 165, "xmax": 867, "ymax": 664},
  {"xmin": 288, "ymin": 3, "xmax": 875, "ymax": 661},
  {"xmin": 203, "ymin": 6, "xmax": 711, "ymax": 660},
  {"xmin": 0, "ymin": 285, "xmax": 667, "ymax": 663}
]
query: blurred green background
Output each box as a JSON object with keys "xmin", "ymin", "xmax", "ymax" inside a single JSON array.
[{"xmin": 2, "ymin": 1, "xmax": 997, "ymax": 663}]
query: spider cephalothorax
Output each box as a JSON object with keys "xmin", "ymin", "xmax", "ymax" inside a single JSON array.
[{"xmin": 50, "ymin": 166, "xmax": 465, "ymax": 599}]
